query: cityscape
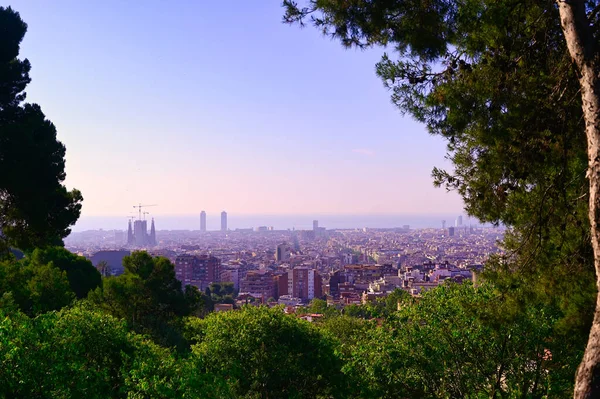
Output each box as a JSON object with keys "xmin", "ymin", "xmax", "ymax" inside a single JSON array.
[
  {"xmin": 2, "ymin": 1, "xmax": 598, "ymax": 397},
  {"xmin": 67, "ymin": 209, "xmax": 503, "ymax": 310}
]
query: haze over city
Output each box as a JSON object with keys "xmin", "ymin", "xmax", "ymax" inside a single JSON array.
[
  {"xmin": 9, "ymin": 0, "xmax": 463, "ymax": 228},
  {"xmin": 5, "ymin": 0, "xmax": 600, "ymax": 396}
]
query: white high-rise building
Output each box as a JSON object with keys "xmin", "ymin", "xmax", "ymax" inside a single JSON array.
[
  {"xmin": 221, "ymin": 211, "xmax": 227, "ymax": 232},
  {"xmin": 200, "ymin": 211, "xmax": 206, "ymax": 232}
]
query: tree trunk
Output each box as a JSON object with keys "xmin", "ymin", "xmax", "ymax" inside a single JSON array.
[{"xmin": 557, "ymin": 1, "xmax": 600, "ymax": 398}]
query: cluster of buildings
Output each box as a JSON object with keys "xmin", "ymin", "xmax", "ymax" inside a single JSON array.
[
  {"xmin": 68, "ymin": 215, "xmax": 503, "ymax": 310},
  {"xmin": 325, "ymin": 261, "xmax": 479, "ymax": 305}
]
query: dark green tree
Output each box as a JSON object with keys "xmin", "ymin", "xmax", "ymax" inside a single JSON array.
[
  {"xmin": 0, "ymin": 253, "xmax": 80, "ymax": 316},
  {"xmin": 0, "ymin": 304, "xmax": 228, "ymax": 398},
  {"xmin": 207, "ymin": 281, "xmax": 236, "ymax": 306},
  {"xmin": 184, "ymin": 284, "xmax": 211, "ymax": 316},
  {"xmin": 305, "ymin": 297, "xmax": 340, "ymax": 318},
  {"xmin": 23, "ymin": 246, "xmax": 101, "ymax": 299},
  {"xmin": 186, "ymin": 305, "xmax": 346, "ymax": 398},
  {"xmin": 0, "ymin": 6, "xmax": 82, "ymax": 255},
  {"xmin": 283, "ymin": 1, "xmax": 600, "ymax": 394},
  {"xmin": 89, "ymin": 251, "xmax": 200, "ymax": 348},
  {"xmin": 345, "ymin": 283, "xmax": 579, "ymax": 398},
  {"xmin": 26, "ymin": 262, "xmax": 75, "ymax": 314},
  {"xmin": 318, "ymin": 314, "xmax": 374, "ymax": 361}
]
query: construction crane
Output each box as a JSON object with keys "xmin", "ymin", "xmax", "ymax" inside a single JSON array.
[
  {"xmin": 143, "ymin": 211, "xmax": 150, "ymax": 220},
  {"xmin": 133, "ymin": 203, "xmax": 157, "ymax": 220}
]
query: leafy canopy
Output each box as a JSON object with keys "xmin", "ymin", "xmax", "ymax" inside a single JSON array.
[
  {"xmin": 283, "ymin": 0, "xmax": 595, "ymax": 345},
  {"xmin": 89, "ymin": 251, "xmax": 202, "ymax": 348}
]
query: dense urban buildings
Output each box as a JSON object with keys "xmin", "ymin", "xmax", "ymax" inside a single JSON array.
[
  {"xmin": 286, "ymin": 267, "xmax": 322, "ymax": 301},
  {"xmin": 67, "ymin": 219, "xmax": 503, "ymax": 309},
  {"xmin": 174, "ymin": 254, "xmax": 221, "ymax": 290},
  {"xmin": 240, "ymin": 270, "xmax": 276, "ymax": 300}
]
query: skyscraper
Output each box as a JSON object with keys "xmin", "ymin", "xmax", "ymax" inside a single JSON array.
[
  {"xmin": 200, "ymin": 211, "xmax": 206, "ymax": 232},
  {"xmin": 221, "ymin": 211, "xmax": 227, "ymax": 232},
  {"xmin": 313, "ymin": 220, "xmax": 318, "ymax": 232},
  {"xmin": 456, "ymin": 215, "xmax": 463, "ymax": 227}
]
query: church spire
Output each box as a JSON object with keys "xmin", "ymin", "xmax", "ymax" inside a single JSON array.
[
  {"xmin": 127, "ymin": 219, "xmax": 134, "ymax": 245},
  {"xmin": 150, "ymin": 218, "xmax": 156, "ymax": 246}
]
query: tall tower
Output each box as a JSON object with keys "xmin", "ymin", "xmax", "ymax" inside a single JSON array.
[
  {"xmin": 313, "ymin": 220, "xmax": 318, "ymax": 232},
  {"xmin": 442, "ymin": 220, "xmax": 446, "ymax": 229},
  {"xmin": 127, "ymin": 219, "xmax": 134, "ymax": 245},
  {"xmin": 221, "ymin": 211, "xmax": 227, "ymax": 232},
  {"xmin": 200, "ymin": 211, "xmax": 207, "ymax": 232},
  {"xmin": 150, "ymin": 218, "xmax": 156, "ymax": 246}
]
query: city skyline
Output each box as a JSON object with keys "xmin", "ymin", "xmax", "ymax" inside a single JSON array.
[
  {"xmin": 72, "ymin": 212, "xmax": 473, "ymax": 232},
  {"xmin": 8, "ymin": 0, "xmax": 464, "ymax": 218}
]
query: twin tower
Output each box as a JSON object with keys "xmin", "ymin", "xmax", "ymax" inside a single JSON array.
[{"xmin": 200, "ymin": 211, "xmax": 227, "ymax": 232}]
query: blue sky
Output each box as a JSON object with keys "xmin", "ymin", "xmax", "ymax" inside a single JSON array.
[{"xmin": 8, "ymin": 0, "xmax": 463, "ymax": 218}]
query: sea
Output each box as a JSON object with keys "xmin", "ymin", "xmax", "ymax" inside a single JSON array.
[{"xmin": 71, "ymin": 213, "xmax": 485, "ymax": 232}]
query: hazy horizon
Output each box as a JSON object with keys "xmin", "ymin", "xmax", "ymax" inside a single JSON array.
[{"xmin": 71, "ymin": 212, "xmax": 480, "ymax": 232}]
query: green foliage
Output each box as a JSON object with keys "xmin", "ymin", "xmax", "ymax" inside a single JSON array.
[
  {"xmin": 184, "ymin": 284, "xmax": 211, "ymax": 316},
  {"xmin": 0, "ymin": 6, "xmax": 82, "ymax": 255},
  {"xmin": 319, "ymin": 314, "xmax": 375, "ymax": 359},
  {"xmin": 0, "ymin": 247, "xmax": 99, "ymax": 316},
  {"xmin": 0, "ymin": 304, "xmax": 226, "ymax": 398},
  {"xmin": 26, "ymin": 262, "xmax": 75, "ymax": 314},
  {"xmin": 208, "ymin": 282, "xmax": 236, "ymax": 298},
  {"xmin": 0, "ymin": 252, "xmax": 81, "ymax": 316},
  {"xmin": 89, "ymin": 251, "xmax": 200, "ymax": 348},
  {"xmin": 25, "ymin": 247, "xmax": 101, "ymax": 299},
  {"xmin": 343, "ymin": 289, "xmax": 411, "ymax": 320},
  {"xmin": 345, "ymin": 283, "xmax": 580, "ymax": 398},
  {"xmin": 283, "ymin": 0, "xmax": 596, "ymax": 371},
  {"xmin": 186, "ymin": 305, "xmax": 346, "ymax": 398},
  {"xmin": 206, "ymin": 281, "xmax": 237, "ymax": 308},
  {"xmin": 0, "ymin": 263, "xmax": 585, "ymax": 398},
  {"xmin": 299, "ymin": 298, "xmax": 340, "ymax": 318}
]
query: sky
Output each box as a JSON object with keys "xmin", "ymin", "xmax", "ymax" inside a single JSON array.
[{"xmin": 8, "ymin": 0, "xmax": 464, "ymax": 223}]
